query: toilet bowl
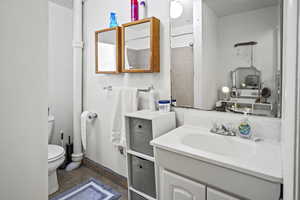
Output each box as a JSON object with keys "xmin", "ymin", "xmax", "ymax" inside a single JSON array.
[
  {"xmin": 48, "ymin": 115, "xmax": 65, "ymax": 195},
  {"xmin": 48, "ymin": 145, "xmax": 65, "ymax": 195}
]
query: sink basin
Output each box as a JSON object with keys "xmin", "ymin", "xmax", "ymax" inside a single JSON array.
[
  {"xmin": 151, "ymin": 125, "xmax": 282, "ymax": 183},
  {"xmin": 181, "ymin": 133, "xmax": 256, "ymax": 158}
]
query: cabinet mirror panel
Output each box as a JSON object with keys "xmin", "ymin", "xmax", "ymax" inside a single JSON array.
[
  {"xmin": 123, "ymin": 21, "xmax": 151, "ymax": 71},
  {"xmin": 95, "ymin": 27, "xmax": 121, "ymax": 73},
  {"xmin": 170, "ymin": 0, "xmax": 282, "ymax": 118}
]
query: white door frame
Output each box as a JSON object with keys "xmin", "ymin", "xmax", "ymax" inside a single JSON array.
[
  {"xmin": 295, "ymin": 1, "xmax": 300, "ymax": 199},
  {"xmin": 282, "ymin": 0, "xmax": 299, "ymax": 199}
]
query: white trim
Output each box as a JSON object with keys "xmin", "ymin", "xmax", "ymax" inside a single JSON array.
[
  {"xmin": 295, "ymin": 1, "xmax": 300, "ymax": 199},
  {"xmin": 282, "ymin": 0, "xmax": 299, "ymax": 199},
  {"xmin": 193, "ymin": 0, "xmax": 202, "ymax": 109}
]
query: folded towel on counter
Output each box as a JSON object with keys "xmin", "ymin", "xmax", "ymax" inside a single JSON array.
[{"xmin": 111, "ymin": 87, "xmax": 138, "ymax": 147}]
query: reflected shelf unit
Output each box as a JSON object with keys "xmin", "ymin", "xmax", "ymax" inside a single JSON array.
[{"xmin": 125, "ymin": 110, "xmax": 176, "ymax": 200}]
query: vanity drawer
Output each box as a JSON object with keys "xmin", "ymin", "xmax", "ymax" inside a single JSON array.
[
  {"xmin": 207, "ymin": 188, "xmax": 240, "ymax": 200},
  {"xmin": 129, "ymin": 118, "xmax": 153, "ymax": 156},
  {"xmin": 130, "ymin": 155, "xmax": 156, "ymax": 198}
]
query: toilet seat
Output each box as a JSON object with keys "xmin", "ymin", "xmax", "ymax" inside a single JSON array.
[{"xmin": 48, "ymin": 145, "xmax": 65, "ymax": 163}]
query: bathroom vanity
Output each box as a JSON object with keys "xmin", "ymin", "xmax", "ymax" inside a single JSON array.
[{"xmin": 151, "ymin": 125, "xmax": 282, "ymax": 200}]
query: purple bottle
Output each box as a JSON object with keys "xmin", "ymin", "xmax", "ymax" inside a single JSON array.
[{"xmin": 131, "ymin": 0, "xmax": 139, "ymax": 21}]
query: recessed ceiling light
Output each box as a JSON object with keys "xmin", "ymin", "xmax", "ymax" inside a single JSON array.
[{"xmin": 170, "ymin": 0, "xmax": 183, "ymax": 19}]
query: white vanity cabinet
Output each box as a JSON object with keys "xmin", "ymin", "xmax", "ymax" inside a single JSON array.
[
  {"xmin": 162, "ymin": 170, "xmax": 206, "ymax": 200},
  {"xmin": 161, "ymin": 169, "xmax": 239, "ymax": 200},
  {"xmin": 207, "ymin": 188, "xmax": 240, "ymax": 200},
  {"xmin": 154, "ymin": 148, "xmax": 281, "ymax": 200},
  {"xmin": 151, "ymin": 125, "xmax": 282, "ymax": 200}
]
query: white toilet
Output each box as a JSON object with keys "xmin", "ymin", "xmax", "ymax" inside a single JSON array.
[{"xmin": 48, "ymin": 115, "xmax": 65, "ymax": 195}]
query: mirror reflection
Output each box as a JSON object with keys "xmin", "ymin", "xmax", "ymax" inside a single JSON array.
[
  {"xmin": 170, "ymin": 0, "xmax": 282, "ymax": 117},
  {"xmin": 124, "ymin": 22, "xmax": 151, "ymax": 70},
  {"xmin": 96, "ymin": 28, "xmax": 120, "ymax": 73}
]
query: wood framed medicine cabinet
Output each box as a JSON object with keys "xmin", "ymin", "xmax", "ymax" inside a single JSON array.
[
  {"xmin": 95, "ymin": 26, "xmax": 122, "ymax": 74},
  {"xmin": 121, "ymin": 17, "xmax": 160, "ymax": 73}
]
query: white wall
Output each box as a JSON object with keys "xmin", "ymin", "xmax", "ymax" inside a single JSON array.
[
  {"xmin": 83, "ymin": 0, "xmax": 170, "ymax": 176},
  {"xmin": 0, "ymin": 0, "xmax": 48, "ymax": 199},
  {"xmin": 174, "ymin": 107, "xmax": 281, "ymax": 141},
  {"xmin": 200, "ymin": 2, "xmax": 219, "ymax": 109},
  {"xmin": 48, "ymin": 2, "xmax": 73, "ymax": 145},
  {"xmin": 197, "ymin": 5, "xmax": 279, "ymax": 110}
]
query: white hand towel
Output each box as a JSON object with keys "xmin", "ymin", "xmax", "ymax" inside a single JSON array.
[
  {"xmin": 81, "ymin": 111, "xmax": 91, "ymax": 151},
  {"xmin": 111, "ymin": 87, "xmax": 138, "ymax": 147},
  {"xmin": 148, "ymin": 89, "xmax": 156, "ymax": 111},
  {"xmin": 111, "ymin": 88, "xmax": 123, "ymax": 146},
  {"xmin": 120, "ymin": 88, "xmax": 138, "ymax": 146}
]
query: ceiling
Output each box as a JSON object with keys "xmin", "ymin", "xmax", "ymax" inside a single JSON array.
[
  {"xmin": 204, "ymin": 0, "xmax": 279, "ymax": 17},
  {"xmin": 49, "ymin": 0, "xmax": 73, "ymax": 9},
  {"xmin": 171, "ymin": 0, "xmax": 194, "ymax": 28},
  {"xmin": 171, "ymin": 0, "xmax": 279, "ymax": 27}
]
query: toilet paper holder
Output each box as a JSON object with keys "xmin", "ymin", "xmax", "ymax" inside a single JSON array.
[{"xmin": 88, "ymin": 113, "xmax": 98, "ymax": 120}]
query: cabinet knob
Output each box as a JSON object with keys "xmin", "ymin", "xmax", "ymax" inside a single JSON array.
[{"xmin": 138, "ymin": 125, "xmax": 142, "ymax": 129}]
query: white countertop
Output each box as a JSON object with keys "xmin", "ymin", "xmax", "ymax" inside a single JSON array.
[
  {"xmin": 125, "ymin": 110, "xmax": 175, "ymax": 120},
  {"xmin": 151, "ymin": 125, "xmax": 283, "ymax": 183}
]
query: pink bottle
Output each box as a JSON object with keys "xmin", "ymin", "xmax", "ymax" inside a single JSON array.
[{"xmin": 131, "ymin": 0, "xmax": 139, "ymax": 21}]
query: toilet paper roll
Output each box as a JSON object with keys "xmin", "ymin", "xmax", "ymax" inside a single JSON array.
[{"xmin": 80, "ymin": 111, "xmax": 92, "ymax": 151}]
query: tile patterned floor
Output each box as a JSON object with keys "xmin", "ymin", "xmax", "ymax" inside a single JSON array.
[{"xmin": 49, "ymin": 166, "xmax": 128, "ymax": 200}]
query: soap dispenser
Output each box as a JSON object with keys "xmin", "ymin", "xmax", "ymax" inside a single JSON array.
[{"xmin": 238, "ymin": 108, "xmax": 252, "ymax": 139}]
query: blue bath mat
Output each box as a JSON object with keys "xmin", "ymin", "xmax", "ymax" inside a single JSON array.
[{"xmin": 50, "ymin": 178, "xmax": 121, "ymax": 200}]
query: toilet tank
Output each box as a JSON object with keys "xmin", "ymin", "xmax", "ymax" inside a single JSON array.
[{"xmin": 48, "ymin": 115, "xmax": 55, "ymax": 143}]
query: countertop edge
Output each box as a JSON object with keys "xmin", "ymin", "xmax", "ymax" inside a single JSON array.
[{"xmin": 151, "ymin": 141, "xmax": 283, "ymax": 184}]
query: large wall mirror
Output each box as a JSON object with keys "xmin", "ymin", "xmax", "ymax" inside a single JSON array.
[{"xmin": 170, "ymin": 0, "xmax": 282, "ymax": 118}]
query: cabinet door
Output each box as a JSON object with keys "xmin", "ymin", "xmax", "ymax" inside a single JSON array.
[
  {"xmin": 122, "ymin": 17, "xmax": 160, "ymax": 73},
  {"xmin": 207, "ymin": 188, "xmax": 240, "ymax": 200},
  {"xmin": 162, "ymin": 170, "xmax": 206, "ymax": 200}
]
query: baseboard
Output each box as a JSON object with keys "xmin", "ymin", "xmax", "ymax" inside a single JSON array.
[{"xmin": 83, "ymin": 157, "xmax": 128, "ymax": 189}]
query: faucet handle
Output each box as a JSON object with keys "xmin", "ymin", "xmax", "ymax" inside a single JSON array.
[
  {"xmin": 211, "ymin": 121, "xmax": 219, "ymax": 133},
  {"xmin": 223, "ymin": 122, "xmax": 237, "ymax": 136}
]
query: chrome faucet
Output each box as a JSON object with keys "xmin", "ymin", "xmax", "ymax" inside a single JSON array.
[{"xmin": 210, "ymin": 122, "xmax": 237, "ymax": 136}]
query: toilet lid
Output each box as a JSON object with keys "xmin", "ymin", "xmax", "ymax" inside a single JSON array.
[{"xmin": 48, "ymin": 145, "xmax": 65, "ymax": 162}]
